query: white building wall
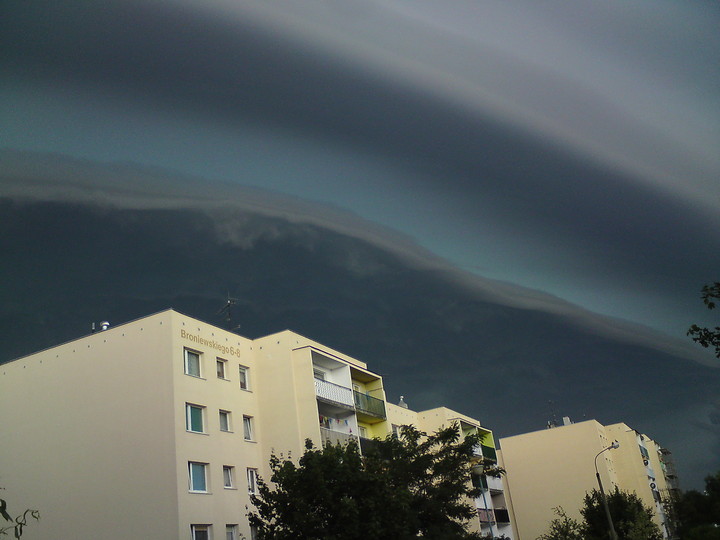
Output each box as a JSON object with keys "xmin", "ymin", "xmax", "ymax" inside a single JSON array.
[{"xmin": 0, "ymin": 311, "xmax": 180, "ymax": 539}]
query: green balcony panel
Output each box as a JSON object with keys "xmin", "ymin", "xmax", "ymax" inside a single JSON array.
[
  {"xmin": 353, "ymin": 391, "xmax": 386, "ymax": 419},
  {"xmin": 481, "ymin": 444, "xmax": 497, "ymax": 462}
]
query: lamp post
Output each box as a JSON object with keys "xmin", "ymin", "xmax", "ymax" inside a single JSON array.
[{"xmin": 594, "ymin": 441, "xmax": 620, "ymax": 540}]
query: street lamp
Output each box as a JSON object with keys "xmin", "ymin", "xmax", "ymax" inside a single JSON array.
[{"xmin": 594, "ymin": 441, "xmax": 620, "ymax": 540}]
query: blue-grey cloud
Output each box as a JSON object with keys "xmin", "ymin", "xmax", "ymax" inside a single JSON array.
[
  {"xmin": 2, "ymin": 1, "xmax": 718, "ymax": 342},
  {"xmin": 1, "ymin": 0, "xmax": 720, "ymax": 489},
  {"xmin": 1, "ymin": 155, "xmax": 719, "ymax": 490},
  {"xmin": 1, "ymin": 150, "xmax": 714, "ymax": 365}
]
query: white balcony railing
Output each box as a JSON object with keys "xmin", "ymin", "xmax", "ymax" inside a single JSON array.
[
  {"xmin": 315, "ymin": 378, "xmax": 355, "ymax": 408},
  {"xmin": 320, "ymin": 427, "xmax": 357, "ymax": 447},
  {"xmin": 486, "ymin": 475, "xmax": 504, "ymax": 492}
]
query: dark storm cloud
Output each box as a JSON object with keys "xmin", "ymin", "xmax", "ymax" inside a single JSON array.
[
  {"xmin": 2, "ymin": 0, "xmax": 720, "ymax": 490},
  {"xmin": 3, "ymin": 1, "xmax": 719, "ymax": 338},
  {"xmin": 1, "ymin": 179, "xmax": 719, "ymax": 489},
  {"xmin": 1, "ymin": 149, "xmax": 711, "ymax": 364}
]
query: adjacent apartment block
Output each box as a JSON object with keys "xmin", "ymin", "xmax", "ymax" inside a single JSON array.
[
  {"xmin": 0, "ymin": 309, "xmax": 510, "ymax": 539},
  {"xmin": 499, "ymin": 418, "xmax": 677, "ymax": 540},
  {"xmin": 386, "ymin": 405, "xmax": 513, "ymax": 539}
]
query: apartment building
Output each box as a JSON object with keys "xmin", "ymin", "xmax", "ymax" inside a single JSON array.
[
  {"xmin": 499, "ymin": 419, "xmax": 676, "ymax": 540},
  {"xmin": 386, "ymin": 405, "xmax": 513, "ymax": 539},
  {"xmin": 0, "ymin": 309, "xmax": 509, "ymax": 539}
]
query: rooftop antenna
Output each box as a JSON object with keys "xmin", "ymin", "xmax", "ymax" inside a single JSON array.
[
  {"xmin": 217, "ymin": 293, "xmax": 239, "ymax": 331},
  {"xmin": 547, "ymin": 400, "xmax": 559, "ymax": 429}
]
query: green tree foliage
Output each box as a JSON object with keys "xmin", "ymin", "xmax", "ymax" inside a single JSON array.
[
  {"xmin": 675, "ymin": 470, "xmax": 720, "ymax": 539},
  {"xmin": 248, "ymin": 424, "xmax": 483, "ymax": 540},
  {"xmin": 538, "ymin": 489, "xmax": 663, "ymax": 540},
  {"xmin": 581, "ymin": 488, "xmax": 662, "ymax": 540},
  {"xmin": 687, "ymin": 281, "xmax": 720, "ymax": 358},
  {"xmin": 536, "ymin": 506, "xmax": 583, "ymax": 540},
  {"xmin": 0, "ymin": 495, "xmax": 39, "ymax": 539}
]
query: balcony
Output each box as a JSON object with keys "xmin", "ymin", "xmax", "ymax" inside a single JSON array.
[
  {"xmin": 353, "ymin": 391, "xmax": 386, "ymax": 420},
  {"xmin": 315, "ymin": 379, "xmax": 355, "ymax": 409},
  {"xmin": 486, "ymin": 474, "xmax": 504, "ymax": 493},
  {"xmin": 477, "ymin": 508, "xmax": 493, "ymax": 523},
  {"xmin": 481, "ymin": 444, "xmax": 497, "ymax": 462},
  {"xmin": 320, "ymin": 427, "xmax": 356, "ymax": 447},
  {"xmin": 494, "ymin": 508, "xmax": 510, "ymax": 523},
  {"xmin": 359, "ymin": 436, "xmax": 383, "ymax": 455},
  {"xmin": 472, "ymin": 474, "xmax": 488, "ymax": 490}
]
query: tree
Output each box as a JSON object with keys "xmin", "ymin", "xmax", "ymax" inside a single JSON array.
[
  {"xmin": 0, "ymin": 494, "xmax": 39, "ymax": 539},
  {"xmin": 675, "ymin": 470, "xmax": 720, "ymax": 539},
  {"xmin": 538, "ymin": 489, "xmax": 663, "ymax": 540},
  {"xmin": 687, "ymin": 281, "xmax": 720, "ymax": 358},
  {"xmin": 580, "ymin": 488, "xmax": 662, "ymax": 540},
  {"xmin": 248, "ymin": 424, "xmax": 483, "ymax": 540},
  {"xmin": 363, "ymin": 424, "xmax": 483, "ymax": 539},
  {"xmin": 537, "ymin": 506, "xmax": 583, "ymax": 540}
]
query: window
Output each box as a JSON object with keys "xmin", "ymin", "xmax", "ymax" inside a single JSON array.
[
  {"xmin": 188, "ymin": 462, "xmax": 208, "ymax": 492},
  {"xmin": 219, "ymin": 410, "xmax": 231, "ymax": 432},
  {"xmin": 247, "ymin": 468, "xmax": 258, "ymax": 495},
  {"xmin": 243, "ymin": 416, "xmax": 254, "ymax": 441},
  {"xmin": 191, "ymin": 524, "xmax": 210, "ymax": 540},
  {"xmin": 184, "ymin": 349, "xmax": 201, "ymax": 377},
  {"xmin": 217, "ymin": 358, "xmax": 228, "ymax": 379},
  {"xmin": 223, "ymin": 466, "xmax": 235, "ymax": 489},
  {"xmin": 186, "ymin": 404, "xmax": 205, "ymax": 433},
  {"xmin": 238, "ymin": 365, "xmax": 249, "ymax": 390},
  {"xmin": 249, "ymin": 525, "xmax": 258, "ymax": 540},
  {"xmin": 226, "ymin": 525, "xmax": 238, "ymax": 540},
  {"xmin": 313, "ymin": 368, "xmax": 326, "ymax": 381}
]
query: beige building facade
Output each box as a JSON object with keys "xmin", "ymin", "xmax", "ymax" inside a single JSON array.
[
  {"xmin": 499, "ymin": 419, "xmax": 675, "ymax": 540},
  {"xmin": 1, "ymin": 309, "xmax": 508, "ymax": 539},
  {"xmin": 399, "ymin": 406, "xmax": 514, "ymax": 539}
]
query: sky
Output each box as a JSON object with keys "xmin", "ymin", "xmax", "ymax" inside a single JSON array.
[{"xmin": 2, "ymin": 0, "xmax": 720, "ymax": 489}]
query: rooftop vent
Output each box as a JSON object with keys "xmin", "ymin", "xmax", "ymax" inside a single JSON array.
[{"xmin": 92, "ymin": 321, "xmax": 110, "ymax": 333}]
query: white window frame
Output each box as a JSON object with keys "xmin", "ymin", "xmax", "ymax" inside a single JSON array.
[
  {"xmin": 313, "ymin": 368, "xmax": 326, "ymax": 381},
  {"xmin": 223, "ymin": 465, "xmax": 235, "ymax": 489},
  {"xmin": 216, "ymin": 358, "xmax": 228, "ymax": 380},
  {"xmin": 186, "ymin": 403, "xmax": 205, "ymax": 433},
  {"xmin": 219, "ymin": 410, "xmax": 232, "ymax": 432},
  {"xmin": 238, "ymin": 365, "xmax": 249, "ymax": 390},
  {"xmin": 226, "ymin": 524, "xmax": 238, "ymax": 540},
  {"xmin": 191, "ymin": 524, "xmax": 211, "ymax": 540},
  {"xmin": 243, "ymin": 415, "xmax": 254, "ymax": 441},
  {"xmin": 188, "ymin": 462, "xmax": 209, "ymax": 493},
  {"xmin": 247, "ymin": 467, "xmax": 258, "ymax": 495},
  {"xmin": 184, "ymin": 349, "xmax": 202, "ymax": 378}
]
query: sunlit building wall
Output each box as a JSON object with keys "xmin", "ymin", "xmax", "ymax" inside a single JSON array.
[
  {"xmin": 499, "ymin": 419, "xmax": 675, "ymax": 540},
  {"xmin": 411, "ymin": 406, "xmax": 513, "ymax": 539},
  {"xmin": 0, "ymin": 309, "xmax": 507, "ymax": 539}
]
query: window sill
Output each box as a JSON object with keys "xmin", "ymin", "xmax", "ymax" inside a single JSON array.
[
  {"xmin": 244, "ymin": 439, "xmax": 257, "ymax": 444},
  {"xmin": 186, "ymin": 430, "xmax": 210, "ymax": 436},
  {"xmin": 220, "ymin": 429, "xmax": 234, "ymax": 434},
  {"xmin": 184, "ymin": 374, "xmax": 207, "ymax": 380},
  {"xmin": 188, "ymin": 490, "xmax": 211, "ymax": 495},
  {"xmin": 224, "ymin": 486, "xmax": 238, "ymax": 490}
]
